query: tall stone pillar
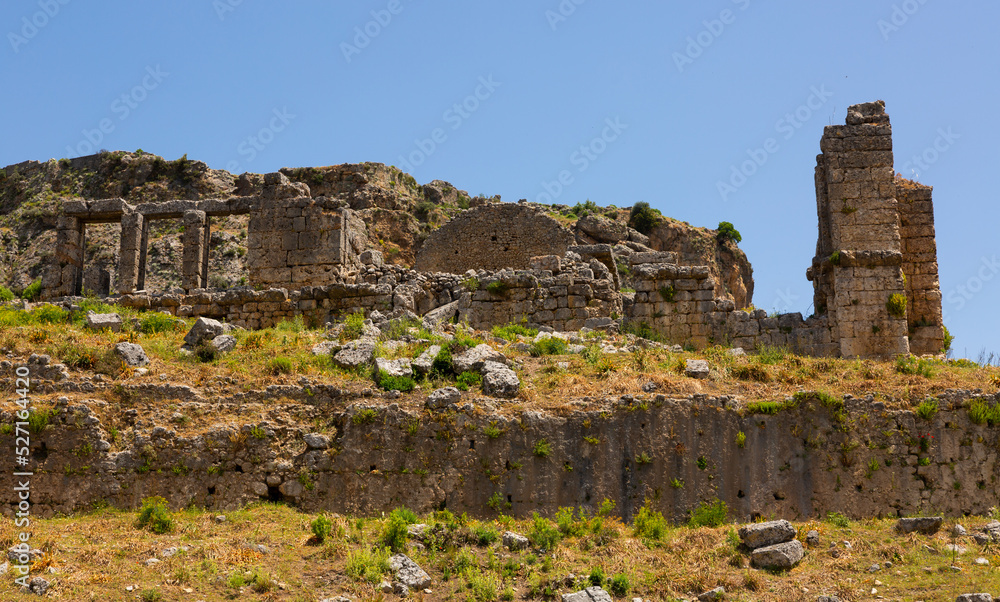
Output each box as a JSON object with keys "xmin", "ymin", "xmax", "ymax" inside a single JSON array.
[
  {"xmin": 137, "ymin": 217, "xmax": 150, "ymax": 291},
  {"xmin": 182, "ymin": 210, "xmax": 207, "ymax": 291},
  {"xmin": 43, "ymin": 216, "xmax": 85, "ymax": 299},
  {"xmin": 118, "ymin": 212, "xmax": 144, "ymax": 294}
]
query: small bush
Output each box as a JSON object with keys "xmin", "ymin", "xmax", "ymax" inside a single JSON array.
[
  {"xmin": 632, "ymin": 503, "xmax": 669, "ymax": 541},
  {"xmin": 968, "ymin": 399, "xmax": 1000, "ymax": 425},
  {"xmin": 528, "ymin": 512, "xmax": 560, "ymax": 551},
  {"xmin": 193, "ymin": 343, "xmax": 217, "ymax": 363},
  {"xmin": 658, "ymin": 285, "xmax": 676, "ymax": 302},
  {"xmin": 716, "ymin": 221, "xmax": 742, "ymax": 244},
  {"xmin": 735, "ymin": 431, "xmax": 747, "ymax": 448},
  {"xmin": 609, "ymin": 573, "xmax": 631, "ymax": 597},
  {"xmin": 628, "ymin": 201, "xmax": 661, "ymax": 235},
  {"xmin": 27, "ymin": 408, "xmax": 56, "ymax": 433},
  {"xmin": 139, "ymin": 312, "xmax": 180, "ymax": 334},
  {"xmin": 895, "ymin": 354, "xmax": 934, "ymax": 378},
  {"xmin": 588, "ymin": 567, "xmax": 605, "ymax": 587},
  {"xmin": 389, "ymin": 506, "xmax": 418, "ymax": 524},
  {"xmin": 942, "ymin": 325, "xmax": 954, "ymax": 353},
  {"xmin": 0, "ymin": 286, "xmax": 14, "ymax": 302},
  {"xmin": 456, "ymin": 370, "xmax": 482, "ymax": 391},
  {"xmin": 341, "ymin": 311, "xmax": 365, "ymax": 341},
  {"xmin": 755, "ymin": 345, "xmax": 788, "ymax": 365},
  {"xmin": 556, "ymin": 507, "xmax": 586, "ymax": 537},
  {"xmin": 886, "ymin": 293, "xmax": 907, "ymax": 318},
  {"xmin": 572, "ymin": 199, "xmax": 600, "ymax": 217},
  {"xmin": 529, "ymin": 337, "xmax": 568, "ymax": 357},
  {"xmin": 533, "ymin": 439, "xmax": 551, "ymax": 458},
  {"xmin": 267, "ymin": 356, "xmax": 293, "ymax": 375},
  {"xmin": 375, "ymin": 370, "xmax": 416, "ymax": 392},
  {"xmin": 135, "ymin": 496, "xmax": 174, "ymax": 534},
  {"xmin": 380, "ymin": 514, "xmax": 409, "ymax": 552},
  {"xmin": 432, "ymin": 346, "xmax": 454, "ymax": 376},
  {"xmin": 311, "ymin": 515, "xmax": 332, "ymax": 542},
  {"xmin": 826, "ymin": 512, "xmax": 850, "ymax": 528},
  {"xmin": 21, "ymin": 279, "xmax": 41, "ymax": 301},
  {"xmin": 621, "ymin": 320, "xmax": 665, "ymax": 343},
  {"xmin": 140, "ymin": 590, "xmax": 163, "ymax": 602},
  {"xmin": 345, "ymin": 547, "xmax": 390, "ymax": 584},
  {"xmin": 915, "ymin": 398, "xmax": 939, "ymax": 421},
  {"xmin": 473, "ymin": 525, "xmax": 499, "ymax": 546},
  {"xmin": 485, "ymin": 280, "xmax": 510, "ymax": 296},
  {"xmin": 688, "ymin": 499, "xmax": 728, "ymax": 528},
  {"xmin": 492, "ymin": 322, "xmax": 538, "ymax": 341}
]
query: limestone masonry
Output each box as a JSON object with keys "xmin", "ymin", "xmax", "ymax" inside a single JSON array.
[{"xmin": 43, "ymin": 101, "xmax": 945, "ymax": 359}]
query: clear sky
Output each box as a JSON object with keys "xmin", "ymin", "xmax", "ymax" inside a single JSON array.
[{"xmin": 3, "ymin": 1, "xmax": 998, "ymax": 359}]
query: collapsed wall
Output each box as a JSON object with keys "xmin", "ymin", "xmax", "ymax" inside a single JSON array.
[{"xmin": 897, "ymin": 179, "xmax": 945, "ymax": 354}]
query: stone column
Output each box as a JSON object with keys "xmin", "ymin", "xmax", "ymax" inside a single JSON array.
[
  {"xmin": 43, "ymin": 215, "xmax": 85, "ymax": 299},
  {"xmin": 201, "ymin": 216, "xmax": 211, "ymax": 288},
  {"xmin": 137, "ymin": 217, "xmax": 150, "ymax": 291},
  {"xmin": 117, "ymin": 212, "xmax": 144, "ymax": 294},
  {"xmin": 182, "ymin": 210, "xmax": 207, "ymax": 291}
]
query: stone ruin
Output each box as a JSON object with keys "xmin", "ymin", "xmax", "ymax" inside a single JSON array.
[{"xmin": 42, "ymin": 101, "xmax": 944, "ymax": 359}]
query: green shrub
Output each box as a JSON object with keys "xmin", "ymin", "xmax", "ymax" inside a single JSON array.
[
  {"xmin": 895, "ymin": 354, "xmax": 934, "ymax": 378},
  {"xmin": 140, "ymin": 590, "xmax": 163, "ymax": 602},
  {"xmin": 533, "ymin": 439, "xmax": 551, "ymax": 458},
  {"xmin": 341, "ymin": 311, "xmax": 365, "ymax": 341},
  {"xmin": 716, "ymin": 221, "xmax": 742, "ymax": 244},
  {"xmin": 380, "ymin": 514, "xmax": 409, "ymax": 552},
  {"xmin": 621, "ymin": 320, "xmax": 665, "ymax": 343},
  {"xmin": 462, "ymin": 276, "xmax": 481, "ymax": 291},
  {"xmin": 345, "ymin": 547, "xmax": 390, "ymax": 584},
  {"xmin": 755, "ymin": 345, "xmax": 788, "ymax": 365},
  {"xmin": 529, "ymin": 337, "xmax": 568, "ymax": 357},
  {"xmin": 193, "ymin": 343, "xmax": 217, "ymax": 363},
  {"xmin": 588, "ymin": 567, "xmax": 605, "ymax": 587},
  {"xmin": 139, "ymin": 312, "xmax": 180, "ymax": 334},
  {"xmin": 135, "ymin": 496, "xmax": 174, "ymax": 534},
  {"xmin": 555, "ymin": 507, "xmax": 586, "ymax": 537},
  {"xmin": 27, "ymin": 408, "xmax": 55, "ymax": 433},
  {"xmin": 528, "ymin": 512, "xmax": 560, "ymax": 551},
  {"xmin": 30, "ymin": 304, "xmax": 68, "ymax": 324},
  {"xmin": 389, "ymin": 506, "xmax": 418, "ymax": 524},
  {"xmin": 745, "ymin": 400, "xmax": 789, "ymax": 415},
  {"xmin": 628, "ymin": 201, "xmax": 661, "ymax": 235},
  {"xmin": 968, "ymin": 399, "xmax": 1000, "ymax": 425},
  {"xmin": 735, "ymin": 431, "xmax": 747, "ymax": 448},
  {"xmin": 915, "ymin": 398, "xmax": 939, "ymax": 421},
  {"xmin": 311, "ymin": 515, "xmax": 332, "ymax": 542},
  {"xmin": 687, "ymin": 499, "xmax": 728, "ymax": 528},
  {"xmin": 432, "ymin": 346, "xmax": 454, "ymax": 376},
  {"xmin": 886, "ymin": 293, "xmax": 907, "ymax": 318},
  {"xmin": 826, "ymin": 512, "xmax": 850, "ymax": 528},
  {"xmin": 375, "ymin": 370, "xmax": 416, "ymax": 392},
  {"xmin": 658, "ymin": 285, "xmax": 676, "ymax": 302},
  {"xmin": 492, "ymin": 322, "xmax": 538, "ymax": 341},
  {"xmin": 267, "ymin": 356, "xmax": 293, "ymax": 375},
  {"xmin": 632, "ymin": 503, "xmax": 669, "ymax": 541},
  {"xmin": 572, "ymin": 199, "xmax": 600, "ymax": 217},
  {"xmin": 485, "ymin": 280, "xmax": 510, "ymax": 296},
  {"xmin": 456, "ymin": 370, "xmax": 482, "ymax": 391},
  {"xmin": 609, "ymin": 573, "xmax": 631, "ymax": 597},
  {"xmin": 21, "ymin": 279, "xmax": 41, "ymax": 301},
  {"xmin": 942, "ymin": 326, "xmax": 954, "ymax": 353},
  {"xmin": 0, "ymin": 286, "xmax": 14, "ymax": 302},
  {"xmin": 473, "ymin": 525, "xmax": 499, "ymax": 546}
]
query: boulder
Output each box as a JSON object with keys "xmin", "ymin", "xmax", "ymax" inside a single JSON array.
[
  {"xmin": 806, "ymin": 530, "xmax": 820, "ymax": 546},
  {"xmin": 453, "ymin": 344, "xmax": 508, "ymax": 374},
  {"xmin": 183, "ymin": 317, "xmax": 227, "ymax": 346},
  {"xmin": 311, "ymin": 341, "xmax": 340, "ymax": 356},
  {"xmin": 426, "ymin": 387, "xmax": 461, "ymax": 410},
  {"xmin": 575, "ymin": 214, "xmax": 630, "ymax": 244},
  {"xmin": 303, "ymin": 433, "xmax": 331, "ymax": 449},
  {"xmin": 26, "ymin": 576, "xmax": 49, "ymax": 595},
  {"xmin": 698, "ymin": 587, "xmax": 725, "ymax": 601},
  {"xmin": 561, "ymin": 586, "xmax": 614, "ymax": 602},
  {"xmin": 332, "ymin": 341, "xmax": 376, "ymax": 370},
  {"xmin": 388, "ymin": 554, "xmax": 431, "ymax": 590},
  {"xmin": 816, "ymin": 597, "xmax": 842, "ymax": 602},
  {"xmin": 529, "ymin": 255, "xmax": 561, "ymax": 272},
  {"xmin": 502, "ymin": 531, "xmax": 529, "ymax": 551},
  {"xmin": 360, "ymin": 250, "xmax": 384, "ymax": 266},
  {"xmin": 211, "ymin": 335, "xmax": 237, "ymax": 353},
  {"xmin": 684, "ymin": 359, "xmax": 711, "ymax": 379},
  {"xmin": 750, "ymin": 540, "xmax": 804, "ymax": 570},
  {"xmin": 955, "ymin": 596, "xmax": 993, "ymax": 602},
  {"xmin": 375, "ymin": 357, "xmax": 413, "ymax": 379},
  {"xmin": 481, "ymin": 361, "xmax": 520, "ymax": 399},
  {"xmin": 983, "ymin": 520, "xmax": 1000, "ymax": 542},
  {"xmin": 738, "ymin": 520, "xmax": 797, "ymax": 549},
  {"xmin": 86, "ymin": 312, "xmax": 122, "ymax": 332},
  {"xmin": 113, "ymin": 342, "xmax": 149, "ymax": 367},
  {"xmin": 411, "ymin": 345, "xmax": 441, "ymax": 375},
  {"xmin": 896, "ymin": 517, "xmax": 943, "ymax": 535},
  {"xmin": 422, "ymin": 301, "xmax": 459, "ymax": 328}
]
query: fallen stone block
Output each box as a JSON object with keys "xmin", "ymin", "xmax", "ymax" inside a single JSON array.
[
  {"xmin": 453, "ymin": 344, "xmax": 508, "ymax": 374},
  {"xmin": 561, "ymin": 586, "xmax": 613, "ymax": 602},
  {"xmin": 426, "ymin": 387, "xmax": 461, "ymax": 410},
  {"xmin": 685, "ymin": 359, "xmax": 710, "ymax": 379},
  {"xmin": 86, "ymin": 312, "xmax": 122, "ymax": 332},
  {"xmin": 896, "ymin": 516, "xmax": 943, "ymax": 535},
  {"xmin": 502, "ymin": 531, "xmax": 529, "ymax": 551},
  {"xmin": 114, "ymin": 342, "xmax": 149, "ymax": 367},
  {"xmin": 738, "ymin": 520, "xmax": 797, "ymax": 549},
  {"xmin": 332, "ymin": 342, "xmax": 375, "ymax": 370},
  {"xmin": 183, "ymin": 316, "xmax": 226, "ymax": 346},
  {"xmin": 955, "ymin": 595, "xmax": 992, "ymax": 602},
  {"xmin": 375, "ymin": 357, "xmax": 413, "ymax": 379},
  {"xmin": 211, "ymin": 334, "xmax": 237, "ymax": 353},
  {"xmin": 698, "ymin": 586, "xmax": 725, "ymax": 601},
  {"xmin": 481, "ymin": 361, "xmax": 520, "ymax": 399},
  {"xmin": 389, "ymin": 554, "xmax": 431, "ymax": 590},
  {"xmin": 750, "ymin": 539, "xmax": 804, "ymax": 570}
]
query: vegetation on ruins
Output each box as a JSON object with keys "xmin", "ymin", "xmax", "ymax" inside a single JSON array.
[{"xmin": 715, "ymin": 221, "xmax": 742, "ymax": 244}]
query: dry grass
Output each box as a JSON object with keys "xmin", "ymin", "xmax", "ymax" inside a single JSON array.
[{"xmin": 0, "ymin": 504, "xmax": 996, "ymax": 601}]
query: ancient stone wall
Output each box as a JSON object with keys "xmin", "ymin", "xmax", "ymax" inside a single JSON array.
[
  {"xmin": 414, "ymin": 203, "xmax": 576, "ymax": 273},
  {"xmin": 897, "ymin": 179, "xmax": 945, "ymax": 354}
]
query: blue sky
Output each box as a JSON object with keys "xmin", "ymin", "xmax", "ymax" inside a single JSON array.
[{"xmin": 3, "ymin": 1, "xmax": 998, "ymax": 359}]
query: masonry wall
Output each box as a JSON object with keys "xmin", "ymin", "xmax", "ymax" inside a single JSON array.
[
  {"xmin": 415, "ymin": 203, "xmax": 576, "ymax": 273},
  {"xmin": 897, "ymin": 180, "xmax": 945, "ymax": 354}
]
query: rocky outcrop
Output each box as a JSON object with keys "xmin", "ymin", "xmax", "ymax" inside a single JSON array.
[{"xmin": 646, "ymin": 219, "xmax": 754, "ymax": 309}]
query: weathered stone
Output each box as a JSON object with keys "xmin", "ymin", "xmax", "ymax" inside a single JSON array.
[
  {"xmin": 426, "ymin": 387, "xmax": 461, "ymax": 410},
  {"xmin": 422, "ymin": 301, "xmax": 459, "ymax": 327},
  {"xmin": 375, "ymin": 357, "xmax": 412, "ymax": 379},
  {"xmin": 303, "ymin": 433, "xmax": 331, "ymax": 449},
  {"xmin": 750, "ymin": 539, "xmax": 804, "ymax": 570},
  {"xmin": 561, "ymin": 586, "xmax": 614, "ymax": 602},
  {"xmin": 411, "ymin": 345, "xmax": 441, "ymax": 375},
  {"xmin": 114, "ymin": 342, "xmax": 149, "ymax": 367},
  {"xmin": 896, "ymin": 517, "xmax": 943, "ymax": 535},
  {"xmin": 806, "ymin": 530, "xmax": 820, "ymax": 546},
  {"xmin": 453, "ymin": 344, "xmax": 508, "ymax": 374},
  {"xmin": 684, "ymin": 359, "xmax": 711, "ymax": 379},
  {"xmin": 183, "ymin": 316, "xmax": 226, "ymax": 346},
  {"xmin": 739, "ymin": 520, "xmax": 797, "ymax": 549},
  {"xmin": 360, "ymin": 250, "xmax": 383, "ymax": 266},
  {"xmin": 332, "ymin": 342, "xmax": 375, "ymax": 370},
  {"xmin": 312, "ymin": 340, "xmax": 339, "ymax": 356},
  {"xmin": 816, "ymin": 597, "xmax": 843, "ymax": 602},
  {"xmin": 388, "ymin": 554, "xmax": 431, "ymax": 590},
  {"xmin": 698, "ymin": 586, "xmax": 725, "ymax": 601},
  {"xmin": 955, "ymin": 595, "xmax": 993, "ymax": 602},
  {"xmin": 26, "ymin": 576, "xmax": 49, "ymax": 595},
  {"xmin": 481, "ymin": 361, "xmax": 520, "ymax": 399},
  {"xmin": 86, "ymin": 312, "xmax": 122, "ymax": 332},
  {"xmin": 211, "ymin": 334, "xmax": 237, "ymax": 353},
  {"xmin": 502, "ymin": 531, "xmax": 529, "ymax": 551}
]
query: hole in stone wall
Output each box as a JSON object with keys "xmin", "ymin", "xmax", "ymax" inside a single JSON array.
[
  {"xmin": 435, "ymin": 499, "xmax": 447, "ymax": 511},
  {"xmin": 233, "ymin": 465, "xmax": 243, "ymax": 473},
  {"xmin": 469, "ymin": 439, "xmax": 475, "ymax": 450},
  {"xmin": 506, "ymin": 494, "xmax": 512, "ymax": 504},
  {"xmin": 369, "ymin": 465, "xmax": 376, "ymax": 472},
  {"xmin": 81, "ymin": 222, "xmax": 122, "ymax": 296},
  {"xmin": 505, "ymin": 460, "xmax": 510, "ymax": 470},
  {"xmin": 143, "ymin": 218, "xmax": 187, "ymax": 291},
  {"xmin": 207, "ymin": 486, "xmax": 216, "ymax": 495},
  {"xmin": 32, "ymin": 442, "xmax": 48, "ymax": 462},
  {"xmin": 266, "ymin": 485, "xmax": 282, "ymax": 502},
  {"xmin": 737, "ymin": 490, "xmax": 745, "ymax": 498}
]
